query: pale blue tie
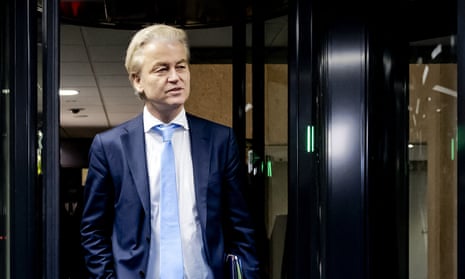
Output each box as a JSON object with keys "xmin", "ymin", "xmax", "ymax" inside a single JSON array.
[{"xmin": 154, "ymin": 123, "xmax": 183, "ymax": 279}]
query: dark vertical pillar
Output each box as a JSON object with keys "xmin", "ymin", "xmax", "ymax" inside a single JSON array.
[
  {"xmin": 322, "ymin": 21, "xmax": 368, "ymax": 279},
  {"xmin": 365, "ymin": 2, "xmax": 408, "ymax": 278},
  {"xmin": 252, "ymin": 0, "xmax": 264, "ymax": 167},
  {"xmin": 11, "ymin": 0, "xmax": 39, "ymax": 278},
  {"xmin": 251, "ymin": 1, "xmax": 268, "ymax": 276},
  {"xmin": 287, "ymin": 0, "xmax": 319, "ymax": 277},
  {"xmin": 232, "ymin": 0, "xmax": 247, "ymax": 164},
  {"xmin": 319, "ymin": 1, "xmax": 408, "ymax": 278},
  {"xmin": 0, "ymin": 0, "xmax": 10, "ymax": 275},
  {"xmin": 42, "ymin": 0, "xmax": 60, "ymax": 278}
]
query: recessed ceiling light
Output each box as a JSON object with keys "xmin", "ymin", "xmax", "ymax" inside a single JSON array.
[{"xmin": 59, "ymin": 89, "xmax": 79, "ymax": 96}]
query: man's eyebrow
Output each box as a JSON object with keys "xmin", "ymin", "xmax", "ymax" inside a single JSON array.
[
  {"xmin": 152, "ymin": 61, "xmax": 168, "ymax": 67},
  {"xmin": 152, "ymin": 59, "xmax": 187, "ymax": 66}
]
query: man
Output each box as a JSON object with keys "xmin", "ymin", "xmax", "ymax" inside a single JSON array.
[{"xmin": 80, "ymin": 24, "xmax": 260, "ymax": 278}]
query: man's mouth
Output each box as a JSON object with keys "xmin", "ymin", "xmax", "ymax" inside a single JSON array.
[{"xmin": 166, "ymin": 87, "xmax": 183, "ymax": 93}]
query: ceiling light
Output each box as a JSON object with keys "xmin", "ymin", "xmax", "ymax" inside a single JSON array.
[{"xmin": 59, "ymin": 89, "xmax": 79, "ymax": 96}]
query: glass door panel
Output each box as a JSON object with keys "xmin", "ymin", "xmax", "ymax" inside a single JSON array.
[
  {"xmin": 409, "ymin": 36, "xmax": 457, "ymax": 279},
  {"xmin": 263, "ymin": 15, "xmax": 288, "ymax": 279}
]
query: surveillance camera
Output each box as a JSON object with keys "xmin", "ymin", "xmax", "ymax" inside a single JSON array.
[{"xmin": 70, "ymin": 108, "xmax": 82, "ymax": 114}]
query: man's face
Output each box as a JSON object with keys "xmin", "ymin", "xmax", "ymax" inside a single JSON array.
[{"xmin": 132, "ymin": 40, "xmax": 190, "ymax": 118}]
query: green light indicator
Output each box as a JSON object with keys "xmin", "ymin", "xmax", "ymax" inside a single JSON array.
[
  {"xmin": 451, "ymin": 138, "xmax": 455, "ymax": 161},
  {"xmin": 306, "ymin": 125, "xmax": 315, "ymax": 153},
  {"xmin": 306, "ymin": 126, "xmax": 311, "ymax": 152},
  {"xmin": 267, "ymin": 160, "xmax": 272, "ymax": 177},
  {"xmin": 311, "ymin": 126, "xmax": 315, "ymax": 152}
]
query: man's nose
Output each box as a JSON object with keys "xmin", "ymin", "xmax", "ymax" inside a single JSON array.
[{"xmin": 167, "ymin": 68, "xmax": 180, "ymax": 82}]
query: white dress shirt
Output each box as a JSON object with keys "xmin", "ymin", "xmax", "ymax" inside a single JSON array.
[{"xmin": 143, "ymin": 106, "xmax": 213, "ymax": 279}]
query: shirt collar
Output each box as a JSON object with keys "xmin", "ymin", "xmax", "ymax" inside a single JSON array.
[{"xmin": 143, "ymin": 106, "xmax": 189, "ymax": 133}]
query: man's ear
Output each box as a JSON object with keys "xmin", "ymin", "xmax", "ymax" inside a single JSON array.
[{"xmin": 131, "ymin": 73, "xmax": 143, "ymax": 92}]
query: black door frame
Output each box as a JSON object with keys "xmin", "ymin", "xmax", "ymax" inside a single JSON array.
[
  {"xmin": 287, "ymin": 0, "xmax": 320, "ymax": 277},
  {"xmin": 42, "ymin": 0, "xmax": 61, "ymax": 277},
  {"xmin": 10, "ymin": 0, "xmax": 61, "ymax": 278},
  {"xmin": 10, "ymin": 0, "xmax": 39, "ymax": 278}
]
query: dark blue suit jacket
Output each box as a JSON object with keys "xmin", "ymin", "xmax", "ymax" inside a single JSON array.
[{"xmin": 80, "ymin": 113, "xmax": 260, "ymax": 278}]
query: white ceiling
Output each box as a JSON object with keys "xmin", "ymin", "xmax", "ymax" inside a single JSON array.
[
  {"xmin": 59, "ymin": 25, "xmax": 140, "ymax": 138},
  {"xmin": 57, "ymin": 17, "xmax": 288, "ymax": 138}
]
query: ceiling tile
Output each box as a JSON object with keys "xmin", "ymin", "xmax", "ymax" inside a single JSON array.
[
  {"xmin": 100, "ymin": 86, "xmax": 135, "ymax": 97},
  {"xmin": 61, "ymin": 62, "xmax": 93, "ymax": 76},
  {"xmin": 92, "ymin": 62, "xmax": 127, "ymax": 75},
  {"xmin": 82, "ymin": 27, "xmax": 134, "ymax": 46},
  {"xmin": 61, "ymin": 25, "xmax": 85, "ymax": 45},
  {"xmin": 61, "ymin": 45, "xmax": 88, "ymax": 62},
  {"xmin": 61, "ymin": 75, "xmax": 97, "ymax": 87},
  {"xmin": 88, "ymin": 46, "xmax": 126, "ymax": 62},
  {"xmin": 96, "ymin": 75, "xmax": 131, "ymax": 86},
  {"xmin": 61, "ymin": 97, "xmax": 102, "ymax": 109},
  {"xmin": 61, "ymin": 111, "xmax": 109, "ymax": 127},
  {"xmin": 62, "ymin": 87, "xmax": 100, "ymax": 96},
  {"xmin": 187, "ymin": 26, "xmax": 232, "ymax": 47}
]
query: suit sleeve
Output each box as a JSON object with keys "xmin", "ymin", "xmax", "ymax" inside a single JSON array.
[
  {"xmin": 80, "ymin": 134, "xmax": 117, "ymax": 278},
  {"xmin": 223, "ymin": 129, "xmax": 261, "ymax": 278}
]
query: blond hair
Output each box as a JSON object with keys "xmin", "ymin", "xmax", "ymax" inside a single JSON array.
[{"xmin": 124, "ymin": 24, "xmax": 190, "ymax": 97}]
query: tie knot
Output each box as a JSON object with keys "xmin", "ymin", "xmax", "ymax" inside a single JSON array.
[{"xmin": 153, "ymin": 123, "xmax": 180, "ymax": 141}]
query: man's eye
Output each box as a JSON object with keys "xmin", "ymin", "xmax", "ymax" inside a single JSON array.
[{"xmin": 154, "ymin": 67, "xmax": 168, "ymax": 72}]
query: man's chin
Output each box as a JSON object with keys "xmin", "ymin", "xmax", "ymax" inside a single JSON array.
[
  {"xmin": 164, "ymin": 102, "xmax": 185, "ymax": 112},
  {"xmin": 167, "ymin": 96, "xmax": 188, "ymax": 106}
]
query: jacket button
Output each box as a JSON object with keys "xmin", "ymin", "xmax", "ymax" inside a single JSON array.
[
  {"xmin": 146, "ymin": 236, "xmax": 150, "ymax": 243},
  {"xmin": 139, "ymin": 270, "xmax": 145, "ymax": 277}
]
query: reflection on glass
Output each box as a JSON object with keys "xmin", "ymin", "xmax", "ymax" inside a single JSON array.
[
  {"xmin": 263, "ymin": 17, "xmax": 288, "ymax": 279},
  {"xmin": 264, "ymin": 64, "xmax": 288, "ymax": 279},
  {"xmin": 409, "ymin": 35, "xmax": 457, "ymax": 279}
]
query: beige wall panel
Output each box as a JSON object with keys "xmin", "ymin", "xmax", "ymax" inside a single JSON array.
[
  {"xmin": 409, "ymin": 63, "xmax": 457, "ymax": 279},
  {"xmin": 186, "ymin": 64, "xmax": 233, "ymax": 127},
  {"xmin": 265, "ymin": 64, "xmax": 288, "ymax": 145}
]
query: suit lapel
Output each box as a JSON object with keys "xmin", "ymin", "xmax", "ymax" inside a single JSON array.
[
  {"xmin": 187, "ymin": 115, "xmax": 210, "ymax": 232},
  {"xmin": 119, "ymin": 114, "xmax": 212, "ymax": 220},
  {"xmin": 121, "ymin": 115, "xmax": 150, "ymax": 215}
]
